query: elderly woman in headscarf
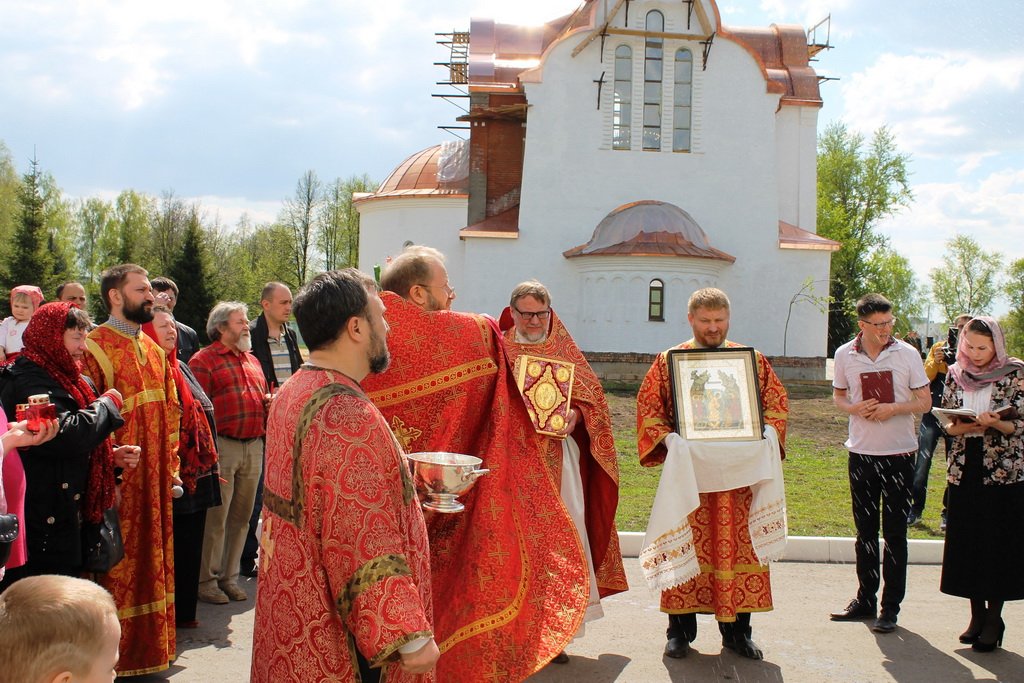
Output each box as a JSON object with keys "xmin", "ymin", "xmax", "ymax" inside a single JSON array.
[
  {"xmin": 0, "ymin": 301, "xmax": 140, "ymax": 587},
  {"xmin": 143, "ymin": 305, "xmax": 221, "ymax": 629},
  {"xmin": 939, "ymin": 316, "xmax": 1024, "ymax": 653}
]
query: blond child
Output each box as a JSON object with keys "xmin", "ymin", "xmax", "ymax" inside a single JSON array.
[
  {"xmin": 0, "ymin": 575, "xmax": 120, "ymax": 683},
  {"xmin": 0, "ymin": 285, "xmax": 45, "ymax": 362}
]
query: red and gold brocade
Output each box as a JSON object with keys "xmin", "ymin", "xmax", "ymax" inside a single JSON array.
[
  {"xmin": 500, "ymin": 309, "xmax": 628, "ymax": 599},
  {"xmin": 82, "ymin": 325, "xmax": 180, "ymax": 676},
  {"xmin": 636, "ymin": 340, "xmax": 788, "ymax": 620},
  {"xmin": 251, "ymin": 369, "xmax": 433, "ymax": 683},
  {"xmin": 362, "ymin": 293, "xmax": 588, "ymax": 682}
]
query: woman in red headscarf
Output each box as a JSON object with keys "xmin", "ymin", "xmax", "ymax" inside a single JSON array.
[
  {"xmin": 0, "ymin": 301, "xmax": 139, "ymax": 587},
  {"xmin": 940, "ymin": 316, "xmax": 1024, "ymax": 652},
  {"xmin": 143, "ymin": 305, "xmax": 221, "ymax": 629}
]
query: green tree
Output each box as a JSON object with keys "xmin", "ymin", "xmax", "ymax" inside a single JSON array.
[
  {"xmin": 929, "ymin": 234, "xmax": 1003, "ymax": 321},
  {"xmin": 817, "ymin": 123, "xmax": 913, "ymax": 353},
  {"xmin": 1001, "ymin": 258, "xmax": 1024, "ymax": 357},
  {"xmin": 0, "ymin": 142, "xmax": 21, "ymax": 266},
  {"xmin": 3, "ymin": 157, "xmax": 55, "ymax": 303},
  {"xmin": 113, "ymin": 190, "xmax": 154, "ymax": 265},
  {"xmin": 150, "ymin": 191, "xmax": 189, "ymax": 274},
  {"xmin": 863, "ymin": 245, "xmax": 921, "ymax": 335},
  {"xmin": 318, "ymin": 173, "xmax": 376, "ymax": 270},
  {"xmin": 166, "ymin": 206, "xmax": 217, "ymax": 341},
  {"xmin": 40, "ymin": 171, "xmax": 78, "ymax": 293}
]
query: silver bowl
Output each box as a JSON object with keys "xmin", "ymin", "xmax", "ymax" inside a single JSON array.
[{"xmin": 406, "ymin": 452, "xmax": 489, "ymax": 513}]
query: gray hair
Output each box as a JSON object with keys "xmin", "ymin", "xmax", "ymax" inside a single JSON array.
[{"xmin": 206, "ymin": 301, "xmax": 248, "ymax": 341}]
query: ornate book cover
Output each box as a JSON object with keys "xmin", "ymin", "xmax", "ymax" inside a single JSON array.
[{"xmin": 512, "ymin": 354, "xmax": 575, "ymax": 438}]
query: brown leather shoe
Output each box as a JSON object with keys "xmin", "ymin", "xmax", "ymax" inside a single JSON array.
[{"xmin": 830, "ymin": 598, "xmax": 876, "ymax": 621}]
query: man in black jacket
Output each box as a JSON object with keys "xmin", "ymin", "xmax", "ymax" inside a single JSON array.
[{"xmin": 241, "ymin": 282, "xmax": 302, "ymax": 577}]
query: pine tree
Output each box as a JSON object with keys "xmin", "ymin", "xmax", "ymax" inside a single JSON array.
[
  {"xmin": 3, "ymin": 157, "xmax": 55, "ymax": 307},
  {"xmin": 166, "ymin": 207, "xmax": 217, "ymax": 342}
]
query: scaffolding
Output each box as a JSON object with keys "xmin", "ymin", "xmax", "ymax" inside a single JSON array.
[{"xmin": 433, "ymin": 31, "xmax": 471, "ymax": 137}]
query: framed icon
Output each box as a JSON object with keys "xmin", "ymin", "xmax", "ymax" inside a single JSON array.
[{"xmin": 667, "ymin": 347, "xmax": 764, "ymax": 441}]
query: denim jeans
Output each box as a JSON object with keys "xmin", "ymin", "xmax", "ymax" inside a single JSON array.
[{"xmin": 910, "ymin": 412, "xmax": 943, "ymax": 514}]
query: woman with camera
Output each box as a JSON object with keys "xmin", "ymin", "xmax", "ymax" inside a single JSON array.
[
  {"xmin": 940, "ymin": 316, "xmax": 1024, "ymax": 652},
  {"xmin": 0, "ymin": 302, "xmax": 140, "ymax": 586}
]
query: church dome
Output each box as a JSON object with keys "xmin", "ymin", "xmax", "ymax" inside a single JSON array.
[
  {"xmin": 563, "ymin": 200, "xmax": 735, "ymax": 261},
  {"xmin": 358, "ymin": 143, "xmax": 469, "ymax": 202}
]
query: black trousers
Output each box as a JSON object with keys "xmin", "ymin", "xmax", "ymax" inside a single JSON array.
[
  {"xmin": 174, "ymin": 508, "xmax": 208, "ymax": 624},
  {"xmin": 848, "ymin": 451, "xmax": 914, "ymax": 614},
  {"xmin": 667, "ymin": 611, "xmax": 751, "ymax": 641}
]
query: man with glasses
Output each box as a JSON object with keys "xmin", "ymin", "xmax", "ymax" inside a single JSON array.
[
  {"xmin": 830, "ymin": 293, "xmax": 931, "ymax": 633},
  {"xmin": 499, "ymin": 281, "xmax": 628, "ymax": 663}
]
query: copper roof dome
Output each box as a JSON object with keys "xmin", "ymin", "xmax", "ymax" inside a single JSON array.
[
  {"xmin": 563, "ymin": 200, "xmax": 735, "ymax": 261},
  {"xmin": 357, "ymin": 144, "xmax": 469, "ymax": 203}
]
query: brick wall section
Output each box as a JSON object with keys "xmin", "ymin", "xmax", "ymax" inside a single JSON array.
[
  {"xmin": 467, "ymin": 92, "xmax": 526, "ymax": 225},
  {"xmin": 584, "ymin": 351, "xmax": 828, "ymax": 382}
]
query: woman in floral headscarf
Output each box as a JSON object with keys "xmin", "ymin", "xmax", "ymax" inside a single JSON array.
[
  {"xmin": 0, "ymin": 302, "xmax": 139, "ymax": 587},
  {"xmin": 143, "ymin": 305, "xmax": 221, "ymax": 629},
  {"xmin": 940, "ymin": 316, "xmax": 1024, "ymax": 653}
]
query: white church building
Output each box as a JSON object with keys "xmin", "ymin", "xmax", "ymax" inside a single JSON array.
[{"xmin": 356, "ymin": 0, "xmax": 838, "ymax": 376}]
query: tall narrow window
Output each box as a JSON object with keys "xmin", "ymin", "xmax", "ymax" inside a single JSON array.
[
  {"xmin": 649, "ymin": 279, "xmax": 665, "ymax": 321},
  {"xmin": 643, "ymin": 11, "xmax": 664, "ymax": 151},
  {"xmin": 613, "ymin": 45, "xmax": 632, "ymax": 150},
  {"xmin": 673, "ymin": 49, "xmax": 693, "ymax": 152}
]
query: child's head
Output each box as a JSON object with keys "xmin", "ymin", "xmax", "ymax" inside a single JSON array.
[
  {"xmin": 10, "ymin": 285, "xmax": 45, "ymax": 322},
  {"xmin": 0, "ymin": 575, "xmax": 121, "ymax": 683}
]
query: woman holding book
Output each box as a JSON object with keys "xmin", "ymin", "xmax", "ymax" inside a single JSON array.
[{"xmin": 939, "ymin": 316, "xmax": 1024, "ymax": 652}]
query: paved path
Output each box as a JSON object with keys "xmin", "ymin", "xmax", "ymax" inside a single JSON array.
[{"xmin": 134, "ymin": 560, "xmax": 1024, "ymax": 682}]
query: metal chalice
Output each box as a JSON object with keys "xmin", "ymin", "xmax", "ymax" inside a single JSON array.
[{"xmin": 405, "ymin": 452, "xmax": 489, "ymax": 513}]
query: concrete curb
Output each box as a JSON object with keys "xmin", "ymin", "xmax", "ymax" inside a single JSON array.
[{"xmin": 618, "ymin": 531, "xmax": 944, "ymax": 564}]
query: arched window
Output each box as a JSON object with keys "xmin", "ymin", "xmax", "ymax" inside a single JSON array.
[
  {"xmin": 612, "ymin": 45, "xmax": 632, "ymax": 150},
  {"xmin": 673, "ymin": 48, "xmax": 693, "ymax": 152},
  {"xmin": 643, "ymin": 11, "xmax": 664, "ymax": 151},
  {"xmin": 648, "ymin": 278, "xmax": 665, "ymax": 321}
]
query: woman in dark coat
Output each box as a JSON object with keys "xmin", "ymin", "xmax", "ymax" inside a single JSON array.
[
  {"xmin": 143, "ymin": 306, "xmax": 221, "ymax": 629},
  {"xmin": 940, "ymin": 316, "xmax": 1024, "ymax": 652},
  {"xmin": 0, "ymin": 302, "xmax": 140, "ymax": 585}
]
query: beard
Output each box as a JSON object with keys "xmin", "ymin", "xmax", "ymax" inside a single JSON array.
[
  {"xmin": 236, "ymin": 332, "xmax": 253, "ymax": 353},
  {"xmin": 368, "ymin": 328, "xmax": 390, "ymax": 374},
  {"xmin": 123, "ymin": 299, "xmax": 154, "ymax": 325}
]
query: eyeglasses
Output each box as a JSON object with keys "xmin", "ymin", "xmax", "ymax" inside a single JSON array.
[
  {"xmin": 513, "ymin": 307, "xmax": 550, "ymax": 321},
  {"xmin": 415, "ymin": 283, "xmax": 455, "ymax": 298},
  {"xmin": 860, "ymin": 317, "xmax": 897, "ymax": 330}
]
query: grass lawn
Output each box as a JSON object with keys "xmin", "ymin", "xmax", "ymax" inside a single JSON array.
[{"xmin": 607, "ymin": 380, "xmax": 948, "ymax": 539}]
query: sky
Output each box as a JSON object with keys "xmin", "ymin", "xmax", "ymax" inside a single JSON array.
[{"xmin": 1, "ymin": 0, "xmax": 1022, "ymax": 311}]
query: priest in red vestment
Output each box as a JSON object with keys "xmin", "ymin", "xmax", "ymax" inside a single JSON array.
[
  {"xmin": 252, "ymin": 269, "xmax": 437, "ymax": 683},
  {"xmin": 362, "ymin": 246, "xmax": 588, "ymax": 682},
  {"xmin": 81, "ymin": 264, "xmax": 181, "ymax": 676},
  {"xmin": 498, "ymin": 281, "xmax": 628, "ymax": 651},
  {"xmin": 637, "ymin": 287, "xmax": 788, "ymax": 661}
]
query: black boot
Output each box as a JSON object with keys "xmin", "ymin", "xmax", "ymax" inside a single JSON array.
[
  {"xmin": 720, "ymin": 613, "xmax": 763, "ymax": 660},
  {"xmin": 665, "ymin": 613, "xmax": 696, "ymax": 658}
]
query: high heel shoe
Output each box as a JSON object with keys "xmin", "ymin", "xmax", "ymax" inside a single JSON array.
[
  {"xmin": 972, "ymin": 618, "xmax": 1005, "ymax": 652},
  {"xmin": 959, "ymin": 626, "xmax": 982, "ymax": 645}
]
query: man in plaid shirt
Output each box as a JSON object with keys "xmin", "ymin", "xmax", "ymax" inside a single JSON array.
[{"xmin": 189, "ymin": 301, "xmax": 269, "ymax": 605}]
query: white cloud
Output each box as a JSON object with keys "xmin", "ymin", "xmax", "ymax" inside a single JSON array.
[
  {"xmin": 841, "ymin": 50, "xmax": 1024, "ymax": 159},
  {"xmin": 879, "ymin": 168, "xmax": 1024, "ymax": 310}
]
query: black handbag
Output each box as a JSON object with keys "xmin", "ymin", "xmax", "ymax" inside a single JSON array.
[
  {"xmin": 81, "ymin": 507, "xmax": 125, "ymax": 573},
  {"xmin": 0, "ymin": 512, "xmax": 18, "ymax": 568}
]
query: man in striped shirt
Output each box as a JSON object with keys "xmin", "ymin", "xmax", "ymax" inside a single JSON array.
[{"xmin": 242, "ymin": 282, "xmax": 302, "ymax": 577}]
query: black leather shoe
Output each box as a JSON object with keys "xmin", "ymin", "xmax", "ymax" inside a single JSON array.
[
  {"xmin": 664, "ymin": 636, "xmax": 690, "ymax": 658},
  {"xmin": 723, "ymin": 632, "xmax": 763, "ymax": 660},
  {"xmin": 551, "ymin": 651, "xmax": 569, "ymax": 664},
  {"xmin": 873, "ymin": 611, "xmax": 897, "ymax": 633},
  {"xmin": 830, "ymin": 598, "xmax": 876, "ymax": 621}
]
